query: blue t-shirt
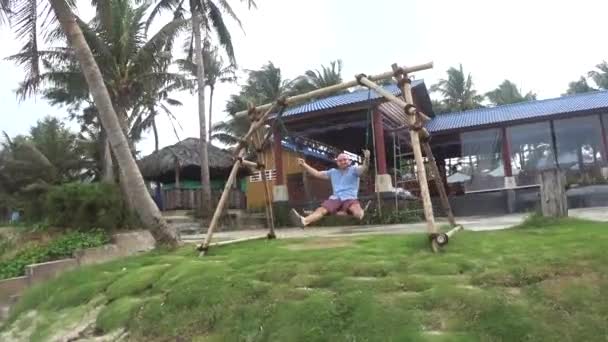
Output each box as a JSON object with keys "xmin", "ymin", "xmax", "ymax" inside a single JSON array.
[{"xmin": 324, "ymin": 166, "xmax": 360, "ymax": 200}]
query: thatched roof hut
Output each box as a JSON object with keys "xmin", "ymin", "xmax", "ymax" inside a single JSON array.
[{"xmin": 138, "ymin": 138, "xmax": 241, "ymax": 183}]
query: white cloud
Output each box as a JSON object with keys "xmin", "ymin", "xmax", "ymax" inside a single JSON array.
[{"xmin": 2, "ymin": 0, "xmax": 608, "ymax": 154}]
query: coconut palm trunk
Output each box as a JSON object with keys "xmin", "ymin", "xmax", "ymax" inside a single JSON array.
[
  {"xmin": 208, "ymin": 85, "xmax": 214, "ymax": 141},
  {"xmin": 101, "ymin": 130, "xmax": 114, "ymax": 183},
  {"xmin": 50, "ymin": 0, "xmax": 177, "ymax": 246},
  {"xmin": 192, "ymin": 10, "xmax": 212, "ymax": 217}
]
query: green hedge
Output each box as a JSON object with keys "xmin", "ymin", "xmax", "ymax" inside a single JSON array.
[
  {"xmin": 45, "ymin": 183, "xmax": 134, "ymax": 231},
  {"xmin": 0, "ymin": 230, "xmax": 110, "ymax": 280}
]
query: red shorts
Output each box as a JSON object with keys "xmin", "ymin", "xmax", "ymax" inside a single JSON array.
[{"xmin": 321, "ymin": 199, "xmax": 360, "ymax": 214}]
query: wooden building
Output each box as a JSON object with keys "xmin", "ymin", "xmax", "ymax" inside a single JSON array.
[
  {"xmin": 138, "ymin": 138, "xmax": 248, "ymax": 211},
  {"xmin": 245, "ymin": 136, "xmax": 375, "ymax": 209},
  {"xmin": 264, "ymin": 81, "xmax": 608, "ymax": 216}
]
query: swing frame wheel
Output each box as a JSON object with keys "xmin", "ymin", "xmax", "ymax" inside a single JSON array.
[{"xmin": 435, "ymin": 233, "xmax": 449, "ymax": 246}]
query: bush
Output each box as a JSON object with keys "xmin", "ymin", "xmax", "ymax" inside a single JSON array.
[
  {"xmin": 45, "ymin": 182, "xmax": 134, "ymax": 230},
  {"xmin": 0, "ymin": 230, "xmax": 110, "ymax": 279}
]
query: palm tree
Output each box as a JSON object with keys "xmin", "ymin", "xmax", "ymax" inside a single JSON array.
[
  {"xmin": 0, "ymin": 0, "xmax": 10, "ymax": 24},
  {"xmin": 216, "ymin": 62, "xmax": 297, "ymax": 146},
  {"xmin": 430, "ymin": 64, "xmax": 484, "ymax": 113},
  {"xmin": 177, "ymin": 42, "xmax": 236, "ymax": 140},
  {"xmin": 485, "ymin": 80, "xmax": 536, "ymax": 106},
  {"xmin": 12, "ymin": 0, "xmax": 188, "ymax": 213},
  {"xmin": 146, "ymin": 0, "xmax": 256, "ymax": 217},
  {"xmin": 588, "ymin": 61, "xmax": 608, "ymax": 90},
  {"xmin": 2, "ymin": 0, "xmax": 178, "ymax": 245},
  {"xmin": 563, "ymin": 76, "xmax": 596, "ymax": 95},
  {"xmin": 293, "ymin": 59, "xmax": 343, "ymax": 94},
  {"xmin": 0, "ymin": 117, "xmax": 92, "ymax": 196}
]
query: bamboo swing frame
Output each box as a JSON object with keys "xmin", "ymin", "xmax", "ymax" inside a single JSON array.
[{"xmin": 197, "ymin": 61, "xmax": 461, "ymax": 256}]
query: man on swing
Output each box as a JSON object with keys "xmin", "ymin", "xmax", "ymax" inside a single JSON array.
[{"xmin": 290, "ymin": 149, "xmax": 371, "ymax": 228}]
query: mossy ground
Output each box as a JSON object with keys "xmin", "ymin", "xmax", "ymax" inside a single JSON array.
[{"xmin": 1, "ymin": 217, "xmax": 607, "ymax": 341}]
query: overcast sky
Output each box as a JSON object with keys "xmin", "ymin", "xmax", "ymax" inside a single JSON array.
[{"xmin": 2, "ymin": 0, "xmax": 608, "ymax": 155}]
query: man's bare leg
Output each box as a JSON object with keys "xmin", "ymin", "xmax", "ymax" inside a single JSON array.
[
  {"xmin": 348, "ymin": 202, "xmax": 365, "ymax": 220},
  {"xmin": 290, "ymin": 207, "xmax": 328, "ymax": 228}
]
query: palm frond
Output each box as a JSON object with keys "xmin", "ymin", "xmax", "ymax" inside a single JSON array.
[
  {"xmin": 211, "ymin": 132, "xmax": 239, "ymax": 145},
  {"xmin": 206, "ymin": 0, "xmax": 235, "ymax": 64},
  {"xmin": 134, "ymin": 17, "xmax": 189, "ymax": 67},
  {"xmin": 12, "ymin": 0, "xmax": 40, "ymax": 87},
  {"xmin": 215, "ymin": 0, "xmax": 242, "ymax": 30},
  {"xmin": 0, "ymin": 0, "xmax": 12, "ymax": 25}
]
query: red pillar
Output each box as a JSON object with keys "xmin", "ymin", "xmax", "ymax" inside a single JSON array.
[
  {"xmin": 373, "ymin": 110, "xmax": 388, "ymax": 174},
  {"xmin": 273, "ymin": 125, "xmax": 284, "ymax": 185},
  {"xmin": 501, "ymin": 127, "xmax": 513, "ymax": 177}
]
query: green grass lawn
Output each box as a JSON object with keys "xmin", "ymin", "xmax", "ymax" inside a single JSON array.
[{"xmin": 1, "ymin": 218, "xmax": 607, "ymax": 341}]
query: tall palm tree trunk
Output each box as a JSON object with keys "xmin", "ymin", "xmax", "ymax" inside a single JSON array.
[
  {"xmin": 192, "ymin": 11, "xmax": 212, "ymax": 217},
  {"xmin": 208, "ymin": 85, "xmax": 214, "ymax": 142},
  {"xmin": 50, "ymin": 0, "xmax": 177, "ymax": 246},
  {"xmin": 100, "ymin": 127, "xmax": 114, "ymax": 183},
  {"xmin": 152, "ymin": 115, "xmax": 163, "ymax": 210}
]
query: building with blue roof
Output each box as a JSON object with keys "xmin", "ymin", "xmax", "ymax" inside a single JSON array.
[{"xmin": 267, "ymin": 82, "xmax": 608, "ymax": 215}]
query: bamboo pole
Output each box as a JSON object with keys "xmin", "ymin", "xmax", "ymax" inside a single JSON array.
[
  {"xmin": 209, "ymin": 235, "xmax": 268, "ymax": 247},
  {"xmin": 240, "ymin": 159, "xmax": 260, "ymax": 169},
  {"xmin": 199, "ymin": 150, "xmax": 245, "ymax": 255},
  {"xmin": 392, "ymin": 78, "xmax": 438, "ymax": 235},
  {"xmin": 234, "ymin": 62, "xmax": 433, "ymax": 117},
  {"xmin": 252, "ymin": 128, "xmax": 276, "ymax": 238},
  {"xmin": 446, "ymin": 225, "xmax": 463, "ymax": 238},
  {"xmin": 422, "ymin": 141, "xmax": 456, "ymax": 226},
  {"xmin": 199, "ymin": 102, "xmax": 283, "ymax": 255},
  {"xmin": 357, "ymin": 77, "xmax": 430, "ymax": 138}
]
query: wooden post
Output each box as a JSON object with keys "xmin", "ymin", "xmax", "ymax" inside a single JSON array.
[
  {"xmin": 199, "ymin": 103, "xmax": 282, "ymax": 254},
  {"xmin": 174, "ymin": 159, "xmax": 181, "ymax": 208},
  {"xmin": 501, "ymin": 127, "xmax": 513, "ymax": 177},
  {"xmin": 422, "ymin": 142, "xmax": 456, "ymax": 226},
  {"xmin": 365, "ymin": 70, "xmax": 437, "ymax": 235},
  {"xmin": 273, "ymin": 125, "xmax": 285, "ymax": 186},
  {"xmin": 252, "ymin": 129, "xmax": 276, "ymax": 238},
  {"xmin": 373, "ymin": 110, "xmax": 388, "ymax": 174},
  {"xmin": 199, "ymin": 153, "xmax": 244, "ymax": 254},
  {"xmin": 598, "ymin": 114, "xmax": 608, "ymax": 163},
  {"xmin": 539, "ymin": 168, "xmax": 568, "ymax": 218}
]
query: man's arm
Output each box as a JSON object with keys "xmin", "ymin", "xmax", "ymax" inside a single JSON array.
[
  {"xmin": 297, "ymin": 158, "xmax": 330, "ymax": 180},
  {"xmin": 356, "ymin": 149, "xmax": 371, "ymax": 176}
]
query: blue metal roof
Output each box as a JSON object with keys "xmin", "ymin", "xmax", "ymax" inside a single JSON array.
[
  {"xmin": 426, "ymin": 90, "xmax": 608, "ymax": 133},
  {"xmin": 280, "ymin": 140, "xmax": 333, "ymax": 162},
  {"xmin": 281, "ymin": 80, "xmax": 425, "ymax": 118}
]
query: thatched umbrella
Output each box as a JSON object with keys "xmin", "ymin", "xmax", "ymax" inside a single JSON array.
[{"xmin": 138, "ymin": 138, "xmax": 246, "ymax": 183}]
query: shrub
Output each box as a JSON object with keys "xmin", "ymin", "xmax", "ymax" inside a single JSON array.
[
  {"xmin": 0, "ymin": 230, "xmax": 110, "ymax": 279},
  {"xmin": 45, "ymin": 182, "xmax": 134, "ymax": 231},
  {"xmin": 514, "ymin": 212, "xmax": 561, "ymax": 229}
]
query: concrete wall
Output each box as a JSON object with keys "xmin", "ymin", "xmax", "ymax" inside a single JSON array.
[
  {"xmin": 74, "ymin": 244, "xmax": 122, "ymax": 266},
  {"xmin": 0, "ymin": 277, "xmax": 28, "ymax": 302},
  {"xmin": 25, "ymin": 259, "xmax": 78, "ymax": 285}
]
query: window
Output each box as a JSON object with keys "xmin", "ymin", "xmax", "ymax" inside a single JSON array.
[
  {"xmin": 508, "ymin": 122, "xmax": 555, "ymax": 186},
  {"xmin": 553, "ymin": 115, "xmax": 604, "ymax": 184},
  {"xmin": 458, "ymin": 129, "xmax": 504, "ymax": 192},
  {"xmin": 249, "ymin": 169, "xmax": 277, "ymax": 183}
]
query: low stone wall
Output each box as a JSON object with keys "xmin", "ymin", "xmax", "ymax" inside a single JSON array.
[
  {"xmin": 0, "ymin": 230, "xmax": 156, "ymax": 306},
  {"xmin": 74, "ymin": 244, "xmax": 122, "ymax": 266},
  {"xmin": 26, "ymin": 259, "xmax": 78, "ymax": 285},
  {"xmin": 0, "ymin": 277, "xmax": 28, "ymax": 302}
]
